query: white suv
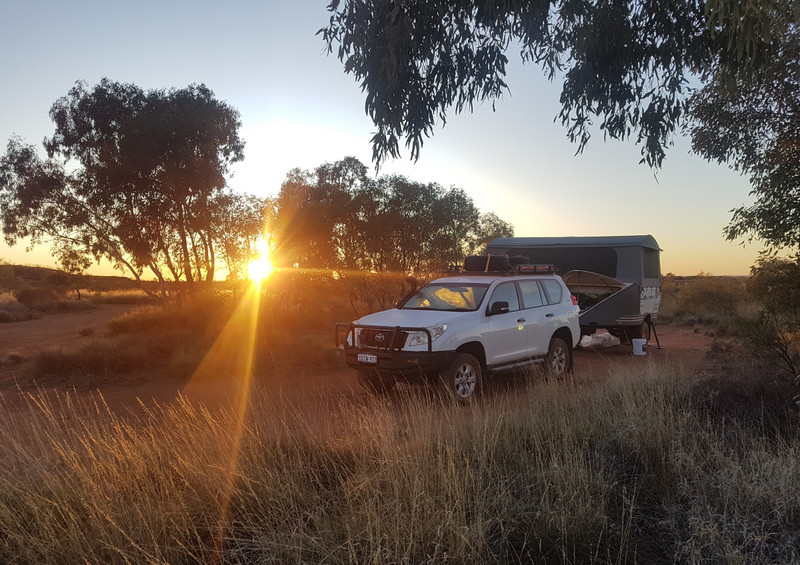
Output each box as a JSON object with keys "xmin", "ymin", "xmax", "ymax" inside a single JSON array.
[{"xmin": 336, "ymin": 257, "xmax": 580, "ymax": 400}]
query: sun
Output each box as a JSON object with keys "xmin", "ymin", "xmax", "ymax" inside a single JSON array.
[
  {"xmin": 247, "ymin": 256, "xmax": 273, "ymax": 283},
  {"xmin": 247, "ymin": 240, "xmax": 274, "ymax": 283}
]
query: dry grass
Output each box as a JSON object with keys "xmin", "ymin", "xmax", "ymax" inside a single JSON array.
[
  {"xmin": 2, "ymin": 271, "xmax": 799, "ymax": 563},
  {"xmin": 24, "ymin": 297, "xmax": 232, "ymax": 387},
  {"xmin": 0, "ymin": 288, "xmax": 154, "ymax": 323},
  {"xmin": 88, "ymin": 288, "xmax": 155, "ymax": 305},
  {"xmin": 1, "ymin": 362, "xmax": 798, "ymax": 564},
  {"xmin": 659, "ymin": 275, "xmax": 758, "ymax": 326}
]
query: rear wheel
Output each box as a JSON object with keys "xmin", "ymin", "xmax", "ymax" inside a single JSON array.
[
  {"xmin": 357, "ymin": 368, "xmax": 395, "ymax": 394},
  {"xmin": 545, "ymin": 337, "xmax": 570, "ymax": 378},
  {"xmin": 440, "ymin": 352, "xmax": 482, "ymax": 401}
]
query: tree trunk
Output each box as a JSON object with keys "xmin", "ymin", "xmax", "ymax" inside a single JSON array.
[
  {"xmin": 205, "ymin": 234, "xmax": 215, "ymax": 282},
  {"xmin": 178, "ymin": 205, "xmax": 194, "ymax": 284}
]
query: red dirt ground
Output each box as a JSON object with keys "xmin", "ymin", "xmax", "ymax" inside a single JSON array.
[
  {"xmin": 0, "ymin": 304, "xmax": 716, "ymax": 414},
  {"xmin": 0, "ymin": 304, "xmax": 134, "ymax": 358}
]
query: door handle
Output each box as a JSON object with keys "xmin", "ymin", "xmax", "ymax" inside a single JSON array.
[
  {"xmin": 517, "ymin": 318, "xmax": 526, "ymax": 323},
  {"xmin": 545, "ymin": 313, "xmax": 555, "ymax": 318}
]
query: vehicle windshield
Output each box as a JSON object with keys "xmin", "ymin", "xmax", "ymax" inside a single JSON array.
[{"xmin": 400, "ymin": 283, "xmax": 489, "ymax": 312}]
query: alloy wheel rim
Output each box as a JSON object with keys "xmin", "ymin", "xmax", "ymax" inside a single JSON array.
[
  {"xmin": 454, "ymin": 364, "xmax": 476, "ymax": 398},
  {"xmin": 551, "ymin": 347, "xmax": 567, "ymax": 374}
]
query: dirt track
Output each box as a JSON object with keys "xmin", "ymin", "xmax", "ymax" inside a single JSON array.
[
  {"xmin": 0, "ymin": 304, "xmax": 134, "ymax": 358},
  {"xmin": 0, "ymin": 304, "xmax": 715, "ymax": 414}
]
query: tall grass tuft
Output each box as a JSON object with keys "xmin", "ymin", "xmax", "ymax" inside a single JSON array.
[{"xmin": 1, "ymin": 362, "xmax": 798, "ymax": 563}]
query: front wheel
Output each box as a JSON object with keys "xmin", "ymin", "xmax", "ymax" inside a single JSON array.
[
  {"xmin": 546, "ymin": 337, "xmax": 571, "ymax": 378},
  {"xmin": 440, "ymin": 352, "xmax": 483, "ymax": 401}
]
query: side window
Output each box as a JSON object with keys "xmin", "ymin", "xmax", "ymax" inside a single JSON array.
[
  {"xmin": 643, "ymin": 247, "xmax": 660, "ymax": 279},
  {"xmin": 488, "ymin": 282, "xmax": 520, "ymax": 312},
  {"xmin": 518, "ymin": 280, "xmax": 544, "ymax": 308},
  {"xmin": 540, "ymin": 279, "xmax": 564, "ymax": 305}
]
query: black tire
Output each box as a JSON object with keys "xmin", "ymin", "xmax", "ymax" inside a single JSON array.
[
  {"xmin": 546, "ymin": 337, "xmax": 571, "ymax": 378},
  {"xmin": 627, "ymin": 321, "xmax": 651, "ymax": 342},
  {"xmin": 440, "ymin": 352, "xmax": 483, "ymax": 401},
  {"xmin": 609, "ymin": 327, "xmax": 628, "ymax": 342},
  {"xmin": 357, "ymin": 368, "xmax": 395, "ymax": 394}
]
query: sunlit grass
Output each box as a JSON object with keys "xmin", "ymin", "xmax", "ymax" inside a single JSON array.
[
  {"xmin": 179, "ymin": 274, "xmax": 263, "ymax": 557},
  {"xmin": 1, "ymin": 363, "xmax": 798, "ymax": 563}
]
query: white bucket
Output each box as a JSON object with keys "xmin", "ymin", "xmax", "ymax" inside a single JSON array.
[{"xmin": 632, "ymin": 338, "xmax": 647, "ymax": 356}]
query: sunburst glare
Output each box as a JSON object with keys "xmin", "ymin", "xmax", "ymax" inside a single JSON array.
[{"xmin": 247, "ymin": 238, "xmax": 274, "ymax": 283}]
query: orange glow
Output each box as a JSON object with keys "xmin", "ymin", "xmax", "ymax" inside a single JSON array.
[
  {"xmin": 180, "ymin": 280, "xmax": 262, "ymax": 559},
  {"xmin": 246, "ymin": 239, "xmax": 274, "ymax": 283}
]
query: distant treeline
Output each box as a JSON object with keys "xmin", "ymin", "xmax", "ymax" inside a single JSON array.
[{"xmin": 0, "ymin": 80, "xmax": 512, "ymax": 295}]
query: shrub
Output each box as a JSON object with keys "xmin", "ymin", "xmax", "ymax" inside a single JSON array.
[
  {"xmin": 0, "ymin": 300, "xmax": 41, "ymax": 323},
  {"xmin": 737, "ymin": 254, "xmax": 800, "ymax": 386},
  {"xmin": 13, "ymin": 286, "xmax": 65, "ymax": 308},
  {"xmin": 92, "ymin": 289, "xmax": 153, "ymax": 305},
  {"xmin": 659, "ymin": 274, "xmax": 754, "ymax": 325},
  {"xmin": 748, "ymin": 252, "xmax": 800, "ymax": 316},
  {"xmin": 735, "ymin": 309, "xmax": 800, "ymax": 383},
  {"xmin": 678, "ymin": 275, "xmax": 748, "ymax": 318}
]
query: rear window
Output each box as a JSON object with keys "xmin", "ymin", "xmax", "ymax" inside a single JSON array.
[
  {"xmin": 518, "ymin": 280, "xmax": 544, "ymax": 308},
  {"xmin": 540, "ymin": 279, "xmax": 563, "ymax": 305},
  {"xmin": 643, "ymin": 247, "xmax": 660, "ymax": 279}
]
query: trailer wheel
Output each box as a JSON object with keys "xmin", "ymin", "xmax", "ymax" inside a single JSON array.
[{"xmin": 627, "ymin": 320, "xmax": 651, "ymax": 342}]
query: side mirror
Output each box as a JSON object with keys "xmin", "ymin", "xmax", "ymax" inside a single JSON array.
[
  {"xmin": 488, "ymin": 301, "xmax": 510, "ymax": 315},
  {"xmin": 405, "ymin": 276, "xmax": 419, "ymax": 292},
  {"xmin": 395, "ymin": 277, "xmax": 421, "ymax": 308}
]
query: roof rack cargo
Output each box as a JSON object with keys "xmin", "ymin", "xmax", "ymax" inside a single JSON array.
[
  {"xmin": 462, "ymin": 254, "xmax": 512, "ymax": 272},
  {"xmin": 459, "ymin": 255, "xmax": 559, "ymax": 275}
]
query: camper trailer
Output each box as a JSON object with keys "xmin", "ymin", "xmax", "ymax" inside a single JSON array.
[{"xmin": 486, "ymin": 235, "xmax": 661, "ymax": 341}]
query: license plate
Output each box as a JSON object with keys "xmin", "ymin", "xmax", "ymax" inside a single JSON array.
[{"xmin": 357, "ymin": 353, "xmax": 378, "ymax": 364}]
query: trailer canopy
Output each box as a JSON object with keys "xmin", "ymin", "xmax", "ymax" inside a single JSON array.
[{"xmin": 486, "ymin": 235, "xmax": 661, "ymax": 285}]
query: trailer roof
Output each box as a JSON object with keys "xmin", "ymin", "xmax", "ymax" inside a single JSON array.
[{"xmin": 488, "ymin": 235, "xmax": 660, "ymax": 251}]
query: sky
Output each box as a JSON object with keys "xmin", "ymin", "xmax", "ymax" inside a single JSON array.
[{"xmin": 0, "ymin": 0, "xmax": 764, "ymax": 276}]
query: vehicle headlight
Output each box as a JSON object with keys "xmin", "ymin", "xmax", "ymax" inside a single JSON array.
[{"xmin": 406, "ymin": 324, "xmax": 448, "ymax": 347}]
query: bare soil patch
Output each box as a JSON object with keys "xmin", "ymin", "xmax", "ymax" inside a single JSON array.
[
  {"xmin": 0, "ymin": 304, "xmax": 135, "ymax": 359},
  {"xmin": 573, "ymin": 325, "xmax": 714, "ymax": 382}
]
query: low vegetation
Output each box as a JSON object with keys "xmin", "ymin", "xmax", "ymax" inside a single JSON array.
[
  {"xmin": 1, "ymin": 263, "xmax": 799, "ymax": 563},
  {"xmin": 0, "ymin": 363, "xmax": 797, "ymax": 563},
  {"xmin": 658, "ymin": 273, "xmax": 756, "ymax": 325},
  {"xmin": 0, "ymin": 264, "xmax": 153, "ymax": 323}
]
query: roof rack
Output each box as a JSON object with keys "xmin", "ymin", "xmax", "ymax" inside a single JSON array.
[
  {"xmin": 455, "ymin": 255, "xmax": 559, "ymax": 276},
  {"xmin": 513, "ymin": 263, "xmax": 559, "ymax": 274}
]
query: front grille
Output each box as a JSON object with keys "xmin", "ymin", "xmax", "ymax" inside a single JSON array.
[{"xmin": 358, "ymin": 328, "xmax": 408, "ymax": 349}]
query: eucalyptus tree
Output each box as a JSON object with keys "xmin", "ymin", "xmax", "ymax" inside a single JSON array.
[
  {"xmin": 320, "ymin": 0, "xmax": 795, "ymax": 168},
  {"xmin": 469, "ymin": 212, "xmax": 514, "ymax": 255},
  {"xmin": 275, "ymin": 157, "xmax": 370, "ymax": 270},
  {"xmin": 274, "ymin": 156, "xmax": 512, "ymax": 275},
  {"xmin": 320, "ymin": 0, "xmax": 797, "ymax": 253},
  {"xmin": 210, "ymin": 191, "xmax": 274, "ymax": 281},
  {"xmin": 0, "ymin": 79, "xmax": 245, "ymax": 290},
  {"xmin": 689, "ymin": 23, "xmax": 800, "ymax": 250}
]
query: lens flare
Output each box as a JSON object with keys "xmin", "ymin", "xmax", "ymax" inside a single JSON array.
[{"xmin": 247, "ymin": 239, "xmax": 274, "ymax": 283}]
